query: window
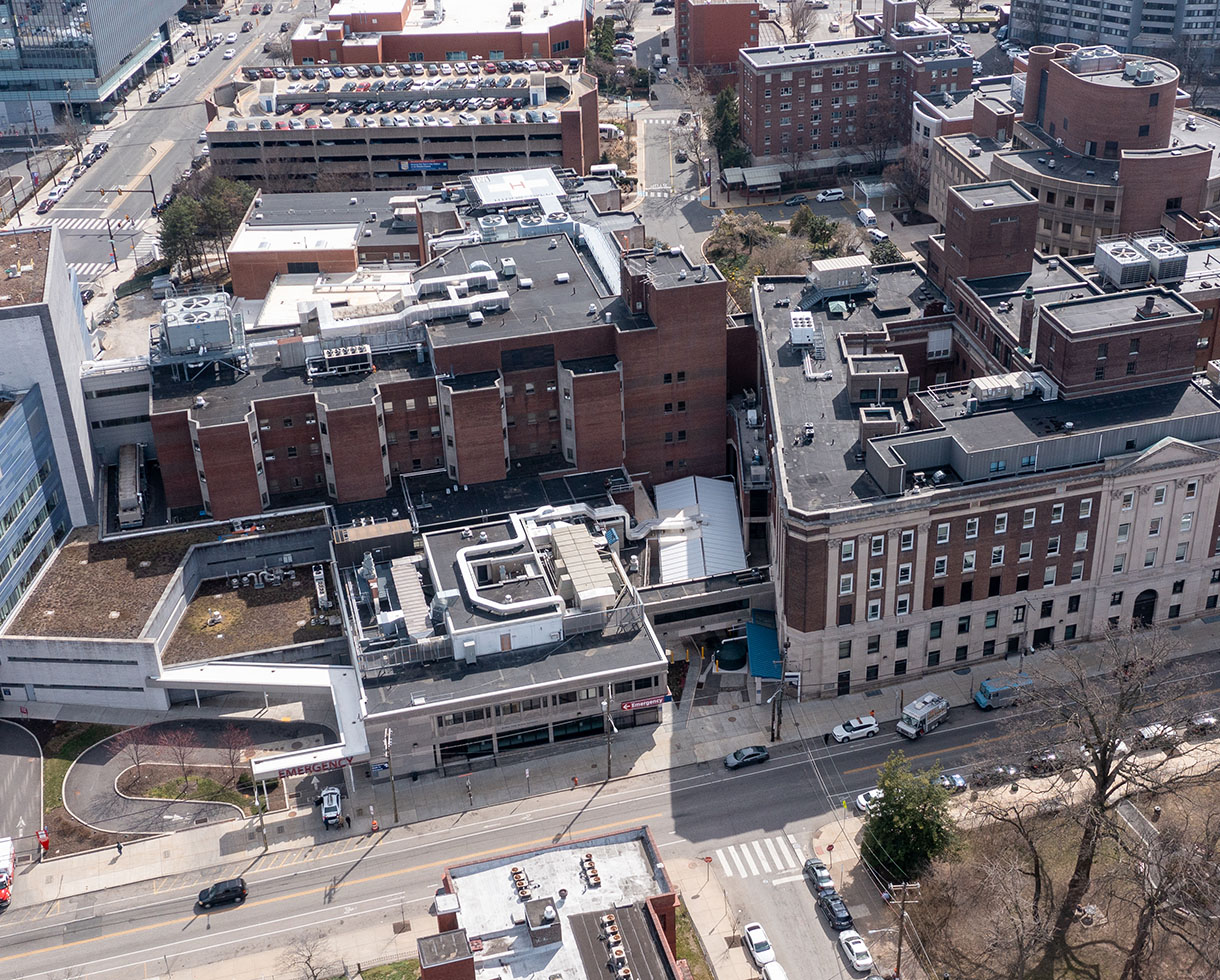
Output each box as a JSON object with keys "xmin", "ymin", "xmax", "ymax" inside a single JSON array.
[
  {"xmin": 927, "ymin": 649, "xmax": 941, "ymax": 667},
  {"xmin": 900, "ymin": 529, "xmax": 914, "ymax": 551},
  {"xmin": 1043, "ymin": 566, "xmax": 1057, "ymax": 587},
  {"xmin": 1063, "ymin": 625, "xmax": 1077, "ymax": 641},
  {"xmin": 896, "ymin": 595, "xmax": 910, "ymax": 616},
  {"xmin": 1020, "ymin": 541, "xmax": 1033, "ymax": 561},
  {"xmin": 896, "ymin": 629, "xmax": 909, "ymax": 649},
  {"xmin": 966, "ymin": 517, "xmax": 979, "ymax": 539},
  {"xmin": 1144, "ymin": 548, "xmax": 1158, "ymax": 568},
  {"xmin": 985, "ymin": 610, "xmax": 998, "ymax": 628},
  {"xmin": 1111, "ymin": 591, "xmax": 1124, "ymax": 606},
  {"xmin": 1047, "ymin": 536, "xmax": 1060, "ymax": 557},
  {"xmin": 995, "ymin": 513, "xmax": 1008, "ymax": 534},
  {"xmin": 1097, "ymin": 342, "xmax": 1108, "ymax": 360},
  {"xmin": 1014, "ymin": 605, "xmax": 1026, "ymax": 623},
  {"xmin": 894, "ymin": 659, "xmax": 907, "ymax": 676},
  {"xmin": 1074, "ymin": 531, "xmax": 1088, "ymax": 552},
  {"xmin": 871, "ymin": 534, "xmax": 885, "ymax": 557},
  {"xmin": 1068, "ymin": 594, "xmax": 1080, "ymax": 613},
  {"xmin": 1175, "ymin": 542, "xmax": 1188, "ymax": 562},
  {"xmin": 958, "ymin": 615, "xmax": 971, "ymax": 634},
  {"xmin": 1186, "ymin": 480, "xmax": 1198, "ymax": 499},
  {"xmin": 1051, "ymin": 503, "xmax": 1064, "ymax": 524},
  {"xmin": 898, "ymin": 562, "xmax": 912, "ymax": 585},
  {"xmin": 963, "ymin": 551, "xmax": 976, "ymax": 573},
  {"xmin": 983, "ymin": 640, "xmax": 996, "ymax": 657},
  {"xmin": 1021, "ymin": 454, "xmax": 1037, "ymax": 469},
  {"xmin": 1172, "ymin": 579, "xmax": 1185, "ymax": 595},
  {"xmin": 1118, "ymin": 523, "xmax": 1130, "ymax": 543},
  {"xmin": 1149, "ymin": 517, "xmax": 1162, "ymax": 537},
  {"xmin": 1153, "ymin": 485, "xmax": 1166, "ymax": 505},
  {"xmin": 867, "ymin": 599, "xmax": 881, "ymax": 621},
  {"xmin": 1113, "ymin": 553, "xmax": 1126, "ymax": 573},
  {"xmin": 869, "ymin": 568, "xmax": 883, "ymax": 590},
  {"xmin": 865, "ymin": 664, "xmax": 879, "ymax": 682},
  {"xmin": 934, "ymin": 556, "xmax": 948, "ymax": 577},
  {"xmin": 991, "ymin": 546, "xmax": 1005, "ymax": 566},
  {"xmin": 1079, "ymin": 499, "xmax": 1092, "ymax": 519},
  {"xmin": 932, "ymin": 586, "xmax": 944, "ymax": 607},
  {"xmin": 1040, "ymin": 599, "xmax": 1054, "ymax": 618},
  {"xmin": 840, "ymin": 573, "xmax": 854, "ymax": 595},
  {"xmin": 1138, "ymin": 124, "xmax": 1149, "ymax": 137},
  {"xmin": 839, "ymin": 640, "xmax": 852, "ymax": 659},
  {"xmin": 841, "ymin": 539, "xmax": 855, "ymax": 562},
  {"xmin": 929, "ymin": 620, "xmax": 942, "ymax": 640},
  {"xmin": 1181, "ymin": 512, "xmax": 1194, "ymax": 533},
  {"xmin": 1071, "ymin": 561, "xmax": 1083, "ymax": 582},
  {"xmin": 955, "ymin": 646, "xmax": 969, "ymax": 662},
  {"xmin": 937, "ymin": 522, "xmax": 950, "ymax": 544},
  {"xmin": 1122, "ymin": 490, "xmax": 1134, "ymax": 510}
]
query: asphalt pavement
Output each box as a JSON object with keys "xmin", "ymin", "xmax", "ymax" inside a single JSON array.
[{"xmin": 0, "ymin": 719, "xmax": 42, "ymax": 842}]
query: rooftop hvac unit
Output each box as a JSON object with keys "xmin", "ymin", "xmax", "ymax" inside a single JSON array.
[
  {"xmin": 1095, "ymin": 240, "xmax": 1151, "ymax": 288},
  {"xmin": 1132, "ymin": 235, "xmax": 1188, "ymax": 283}
]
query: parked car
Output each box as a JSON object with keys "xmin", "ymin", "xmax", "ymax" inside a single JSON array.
[
  {"xmin": 855, "ymin": 788, "xmax": 884, "ymax": 814},
  {"xmin": 1189, "ymin": 710, "xmax": 1218, "ymax": 734},
  {"xmin": 838, "ymin": 930, "xmax": 874, "ymax": 972},
  {"xmin": 187, "ymin": 53, "xmax": 200, "ymax": 66},
  {"xmin": 972, "ymin": 763, "xmax": 1020, "ymax": 787},
  {"xmin": 816, "ymin": 187, "xmax": 845, "ymax": 202},
  {"xmin": 319, "ymin": 786, "xmax": 342, "ymax": 827},
  {"xmin": 832, "ymin": 715, "xmax": 879, "ymax": 743},
  {"xmin": 223, "ymin": 48, "xmax": 236, "ymax": 59},
  {"xmin": 742, "ymin": 923, "xmax": 776, "ymax": 967},
  {"xmin": 197, "ymin": 878, "xmax": 247, "ymax": 909},
  {"xmin": 817, "ymin": 890, "xmax": 854, "ymax": 930},
  {"xmin": 724, "ymin": 745, "xmax": 770, "ymax": 770},
  {"xmin": 783, "ymin": 194, "xmax": 808, "ymax": 206},
  {"xmin": 1138, "ymin": 722, "xmax": 1178, "ymax": 748},
  {"xmin": 36, "ymin": 198, "xmax": 55, "ymax": 214},
  {"xmin": 803, "ymin": 858, "xmax": 834, "ymax": 893},
  {"xmin": 867, "ymin": 228, "xmax": 889, "ymax": 243},
  {"xmin": 79, "ymin": 288, "xmax": 96, "ymax": 305},
  {"xmin": 937, "ymin": 772, "xmax": 968, "ymax": 792}
]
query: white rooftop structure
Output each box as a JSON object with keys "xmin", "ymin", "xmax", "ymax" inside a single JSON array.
[
  {"xmin": 652, "ymin": 476, "xmax": 748, "ymax": 584},
  {"xmin": 404, "ymin": 0, "xmax": 585, "ymax": 35},
  {"xmin": 468, "ymin": 167, "xmax": 567, "ymax": 209},
  {"xmin": 228, "ymin": 224, "xmax": 359, "ymax": 256}
]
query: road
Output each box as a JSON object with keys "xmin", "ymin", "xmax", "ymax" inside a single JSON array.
[
  {"xmin": 0, "ymin": 720, "xmax": 41, "ymax": 845},
  {"xmin": 6, "ymin": 650, "xmax": 1219, "ymax": 980},
  {"xmin": 22, "ymin": 2, "xmax": 303, "ymax": 285}
]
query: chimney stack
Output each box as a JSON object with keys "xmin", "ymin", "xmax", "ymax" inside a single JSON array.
[{"xmin": 1019, "ymin": 285, "xmax": 1036, "ymax": 352}]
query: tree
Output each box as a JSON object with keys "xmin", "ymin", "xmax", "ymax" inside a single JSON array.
[
  {"xmin": 200, "ymin": 176, "xmax": 255, "ymax": 271},
  {"xmin": 157, "ymin": 728, "xmax": 196, "ymax": 782},
  {"xmin": 782, "ymin": 0, "xmax": 820, "ymax": 43},
  {"xmin": 590, "ymin": 17, "xmax": 616, "ymax": 62},
  {"xmin": 277, "ymin": 933, "xmax": 338, "ymax": 980},
  {"xmin": 620, "ymin": 0, "xmax": 642, "ymax": 30},
  {"xmin": 951, "ymin": 0, "xmax": 973, "ymax": 23},
  {"xmin": 1170, "ymin": 35, "xmax": 1211, "ymax": 105},
  {"xmin": 62, "ymin": 112, "xmax": 87, "ymax": 166},
  {"xmin": 913, "ymin": 0, "xmax": 935, "ymax": 13},
  {"xmin": 884, "ymin": 147, "xmax": 930, "ymax": 220},
  {"xmin": 859, "ymin": 98, "xmax": 908, "ymax": 174},
  {"xmin": 979, "ymin": 855, "xmax": 1053, "ymax": 980},
  {"xmin": 158, "ymin": 196, "xmax": 203, "ymax": 280},
  {"xmin": 1009, "ymin": 626, "xmax": 1220, "ymax": 967},
  {"xmin": 870, "ymin": 239, "xmax": 903, "ymax": 264},
  {"xmin": 788, "ymin": 208, "xmax": 841, "ymax": 259},
  {"xmin": 862, "ymin": 751, "xmax": 956, "ymax": 880},
  {"xmin": 218, "ymin": 725, "xmax": 250, "ymax": 787},
  {"xmin": 745, "ymin": 236, "xmax": 812, "ymax": 279},
  {"xmin": 114, "ymin": 728, "xmax": 149, "ymax": 779},
  {"xmin": 267, "ymin": 38, "xmax": 293, "ymax": 66}
]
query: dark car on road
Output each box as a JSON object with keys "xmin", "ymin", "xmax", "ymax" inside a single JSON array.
[
  {"xmin": 784, "ymin": 194, "xmax": 808, "ymax": 206},
  {"xmin": 818, "ymin": 890, "xmax": 854, "ymax": 930},
  {"xmin": 724, "ymin": 745, "xmax": 770, "ymax": 770},
  {"xmin": 197, "ymin": 878, "xmax": 247, "ymax": 909},
  {"xmin": 36, "ymin": 199, "xmax": 55, "ymax": 214}
]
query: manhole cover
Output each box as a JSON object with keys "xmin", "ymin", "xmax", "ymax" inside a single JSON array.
[
  {"xmin": 727, "ymin": 716, "xmax": 736, "ymax": 722},
  {"xmin": 194, "ymin": 816, "xmax": 208, "ymax": 825}
]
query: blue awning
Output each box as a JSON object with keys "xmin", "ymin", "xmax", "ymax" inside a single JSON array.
[{"xmin": 746, "ymin": 623, "xmax": 781, "ymax": 679}]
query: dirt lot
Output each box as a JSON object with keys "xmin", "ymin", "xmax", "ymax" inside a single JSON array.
[
  {"xmin": 7, "ymin": 512, "xmax": 326, "ymax": 640},
  {"xmin": 161, "ymin": 569, "xmax": 342, "ymax": 664}
]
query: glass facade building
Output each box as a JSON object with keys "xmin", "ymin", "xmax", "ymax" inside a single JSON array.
[{"xmin": 0, "ymin": 385, "xmax": 69, "ymax": 625}]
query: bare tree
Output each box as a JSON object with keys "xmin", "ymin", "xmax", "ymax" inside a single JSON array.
[
  {"xmin": 61, "ymin": 112, "xmax": 87, "ymax": 166},
  {"xmin": 913, "ymin": 0, "xmax": 935, "ymax": 13},
  {"xmin": 980, "ymin": 855, "xmax": 1054, "ymax": 980},
  {"xmin": 620, "ymin": 0, "xmax": 642, "ymax": 31},
  {"xmin": 158, "ymin": 728, "xmax": 196, "ymax": 783},
  {"xmin": 951, "ymin": 0, "xmax": 973, "ymax": 23},
  {"xmin": 114, "ymin": 729, "xmax": 150, "ymax": 780},
  {"xmin": 1171, "ymin": 35, "xmax": 1210, "ymax": 105},
  {"xmin": 267, "ymin": 38, "xmax": 293, "ymax": 66},
  {"xmin": 277, "ymin": 933, "xmax": 339, "ymax": 980},
  {"xmin": 783, "ymin": 0, "xmax": 821, "ymax": 43},
  {"xmin": 884, "ymin": 146, "xmax": 930, "ymax": 220},
  {"xmin": 218, "ymin": 725, "xmax": 250, "ymax": 787},
  {"xmin": 859, "ymin": 97, "xmax": 908, "ymax": 174}
]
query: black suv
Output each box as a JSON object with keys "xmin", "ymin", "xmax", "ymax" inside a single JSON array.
[
  {"xmin": 197, "ymin": 878, "xmax": 247, "ymax": 909},
  {"xmin": 817, "ymin": 890, "xmax": 854, "ymax": 930}
]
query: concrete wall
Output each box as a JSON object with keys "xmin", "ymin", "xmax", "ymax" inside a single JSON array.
[{"xmin": 0, "ymin": 635, "xmax": 168, "ymax": 709}]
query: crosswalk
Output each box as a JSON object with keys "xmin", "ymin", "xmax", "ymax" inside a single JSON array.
[
  {"xmin": 132, "ymin": 231, "xmax": 161, "ymax": 266},
  {"xmin": 715, "ymin": 833, "xmax": 807, "ymax": 880},
  {"xmin": 68, "ymin": 261, "xmax": 113, "ymax": 283},
  {"xmin": 49, "ymin": 216, "xmax": 149, "ymax": 233},
  {"xmin": 643, "ymin": 186, "xmax": 673, "ymax": 198}
]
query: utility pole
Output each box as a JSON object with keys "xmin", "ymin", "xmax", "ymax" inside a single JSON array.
[
  {"xmin": 384, "ymin": 726, "xmax": 399, "ymax": 824},
  {"xmin": 252, "ymin": 776, "xmax": 268, "ymax": 849},
  {"xmin": 771, "ymin": 638, "xmax": 791, "ymax": 742},
  {"xmin": 889, "ymin": 881, "xmax": 920, "ymax": 979},
  {"xmin": 105, "ymin": 217, "xmax": 118, "ymax": 271},
  {"xmin": 602, "ymin": 697, "xmax": 616, "ymax": 779}
]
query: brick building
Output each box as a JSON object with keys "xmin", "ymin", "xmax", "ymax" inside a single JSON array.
[
  {"xmin": 737, "ymin": 0, "xmax": 970, "ymax": 171},
  {"xmin": 928, "ymin": 46, "xmax": 1220, "ymax": 256},
  {"xmin": 290, "ymin": 0, "xmax": 589, "ymax": 66},
  {"xmin": 747, "ymin": 177, "xmax": 1220, "ymax": 697},
  {"xmin": 675, "ymin": 0, "xmax": 768, "ymax": 82}
]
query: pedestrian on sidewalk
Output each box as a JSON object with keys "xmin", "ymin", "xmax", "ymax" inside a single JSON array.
[
  {"xmin": 115, "ymin": 841, "xmax": 123, "ymax": 856},
  {"xmin": 345, "ymin": 815, "xmax": 351, "ymax": 828},
  {"xmin": 572, "ymin": 776, "xmax": 579, "ymax": 789}
]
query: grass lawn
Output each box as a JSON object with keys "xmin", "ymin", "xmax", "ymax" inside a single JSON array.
[
  {"xmin": 44, "ymin": 722, "xmax": 119, "ymax": 810},
  {"xmin": 674, "ymin": 904, "xmax": 714, "ymax": 980},
  {"xmin": 359, "ymin": 959, "xmax": 421, "ymax": 980},
  {"xmin": 118, "ymin": 764, "xmax": 285, "ymax": 815}
]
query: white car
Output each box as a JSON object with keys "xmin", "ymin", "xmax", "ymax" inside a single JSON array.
[
  {"xmin": 760, "ymin": 964, "xmax": 791, "ymax": 980},
  {"xmin": 167, "ymin": 72, "xmax": 181, "ymax": 85},
  {"xmin": 832, "ymin": 716, "xmax": 879, "ymax": 743},
  {"xmin": 187, "ymin": 53, "xmax": 199, "ymax": 66},
  {"xmin": 855, "ymin": 788, "xmax": 884, "ymax": 814},
  {"xmin": 838, "ymin": 930, "xmax": 874, "ymax": 972},
  {"xmin": 223, "ymin": 48, "xmax": 236, "ymax": 59},
  {"xmin": 226, "ymin": 32, "xmax": 237, "ymax": 43},
  {"xmin": 816, "ymin": 188, "xmax": 845, "ymax": 202},
  {"xmin": 742, "ymin": 922, "xmax": 776, "ymax": 967},
  {"xmin": 319, "ymin": 785, "xmax": 342, "ymax": 827},
  {"xmin": 867, "ymin": 228, "xmax": 889, "ymax": 243},
  {"xmin": 1138, "ymin": 722, "xmax": 1177, "ymax": 745}
]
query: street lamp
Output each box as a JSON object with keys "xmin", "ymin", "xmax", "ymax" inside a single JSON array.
[
  {"xmin": 384, "ymin": 726, "xmax": 400, "ymax": 824},
  {"xmin": 62, "ymin": 82, "xmax": 80, "ymax": 164},
  {"xmin": 602, "ymin": 698, "xmax": 617, "ymax": 780},
  {"xmin": 770, "ymin": 638, "xmax": 791, "ymax": 742}
]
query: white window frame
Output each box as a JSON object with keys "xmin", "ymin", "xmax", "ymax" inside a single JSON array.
[
  {"xmin": 1079, "ymin": 498, "xmax": 1092, "ymax": 519},
  {"xmin": 867, "ymin": 599, "xmax": 881, "ymax": 622},
  {"xmin": 1153, "ymin": 485, "xmax": 1166, "ymax": 505},
  {"xmin": 1071, "ymin": 560, "xmax": 1083, "ymax": 582},
  {"xmin": 994, "ymin": 513, "xmax": 1008, "ymax": 534},
  {"xmin": 1019, "ymin": 541, "xmax": 1033, "ymax": 561},
  {"xmin": 1144, "ymin": 548, "xmax": 1158, "ymax": 568},
  {"xmin": 897, "ymin": 562, "xmax": 912, "ymax": 585},
  {"xmin": 1175, "ymin": 542, "xmax": 1188, "ymax": 562},
  {"xmin": 991, "ymin": 545, "xmax": 1005, "ymax": 566},
  {"xmin": 841, "ymin": 539, "xmax": 855, "ymax": 562},
  {"xmin": 966, "ymin": 518, "xmax": 979, "ymax": 539},
  {"xmin": 871, "ymin": 534, "xmax": 885, "ymax": 557},
  {"xmin": 1185, "ymin": 480, "xmax": 1198, "ymax": 499},
  {"xmin": 1117, "ymin": 522, "xmax": 1130, "ymax": 543},
  {"xmin": 869, "ymin": 568, "xmax": 883, "ymax": 590},
  {"xmin": 1113, "ymin": 553, "xmax": 1126, "ymax": 573},
  {"xmin": 936, "ymin": 522, "xmax": 950, "ymax": 544},
  {"xmin": 1047, "ymin": 536, "xmax": 1060, "ymax": 557},
  {"xmin": 962, "ymin": 550, "xmax": 976, "ymax": 573},
  {"xmin": 1149, "ymin": 517, "xmax": 1162, "ymax": 537},
  {"xmin": 900, "ymin": 529, "xmax": 914, "ymax": 551},
  {"xmin": 1121, "ymin": 490, "xmax": 1135, "ymax": 511},
  {"xmin": 1043, "ymin": 566, "xmax": 1057, "ymax": 587},
  {"xmin": 1181, "ymin": 512, "xmax": 1194, "ymax": 533},
  {"xmin": 839, "ymin": 573, "xmax": 854, "ymax": 595},
  {"xmin": 1051, "ymin": 503, "xmax": 1064, "ymax": 524},
  {"xmin": 1023, "ymin": 507, "xmax": 1036, "ymax": 529},
  {"xmin": 896, "ymin": 595, "xmax": 910, "ymax": 616},
  {"xmin": 1074, "ymin": 531, "xmax": 1088, "ymax": 552},
  {"xmin": 934, "ymin": 556, "xmax": 948, "ymax": 577}
]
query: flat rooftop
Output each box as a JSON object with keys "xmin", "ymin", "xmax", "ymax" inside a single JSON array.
[
  {"xmin": 623, "ymin": 248, "xmax": 723, "ymax": 289},
  {"xmin": 954, "ymin": 180, "xmax": 1036, "ymax": 210},
  {"xmin": 5, "ymin": 513, "xmax": 326, "ymax": 639},
  {"xmin": 403, "ymin": 0, "xmax": 584, "ymax": 33},
  {"xmin": 742, "ymin": 36, "xmax": 894, "ymax": 69},
  {"xmin": 760, "ymin": 266, "xmax": 952, "ymax": 514},
  {"xmin": 160, "ymin": 566, "xmax": 343, "ymax": 665},
  {"xmin": 444, "ymin": 832, "xmax": 674, "ymax": 980},
  {"xmin": 228, "ymin": 224, "xmax": 358, "ymax": 255},
  {"xmin": 917, "ymin": 79, "xmax": 1015, "ymax": 122},
  {"xmin": 940, "ymin": 132, "xmax": 1003, "ymax": 175},
  {"xmin": 1040, "ymin": 289, "xmax": 1199, "ymax": 335},
  {"xmin": 0, "ymin": 228, "xmax": 51, "ymax": 307}
]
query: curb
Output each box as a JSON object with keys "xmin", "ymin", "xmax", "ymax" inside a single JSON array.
[{"xmin": 110, "ymin": 762, "xmax": 247, "ymax": 829}]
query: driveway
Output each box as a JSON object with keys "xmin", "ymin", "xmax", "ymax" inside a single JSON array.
[
  {"xmin": 64, "ymin": 718, "xmax": 334, "ymax": 835},
  {"xmin": 0, "ymin": 719, "xmax": 42, "ymax": 842}
]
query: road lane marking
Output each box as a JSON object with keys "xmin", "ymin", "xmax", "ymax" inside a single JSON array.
[
  {"xmin": 0, "ymin": 811, "xmax": 662, "ymax": 965},
  {"xmin": 773, "ymin": 835, "xmax": 794, "ymax": 868},
  {"xmin": 729, "ymin": 847, "xmax": 747, "ymax": 878},
  {"xmin": 762, "ymin": 837, "xmax": 783, "ymax": 869},
  {"xmin": 714, "ymin": 848, "xmax": 732, "ymax": 877},
  {"xmin": 771, "ymin": 873, "xmax": 805, "ymax": 887},
  {"xmin": 751, "ymin": 839, "xmax": 771, "ymax": 874},
  {"xmin": 788, "ymin": 834, "xmax": 805, "ymax": 863}
]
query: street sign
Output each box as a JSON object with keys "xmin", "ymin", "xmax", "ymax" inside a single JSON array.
[
  {"xmin": 620, "ymin": 694, "xmax": 665, "ymax": 711},
  {"xmin": 36, "ymin": 829, "xmax": 49, "ymax": 851},
  {"xmin": 18, "ymin": 706, "xmax": 27, "ymax": 718},
  {"xmin": 370, "ymin": 762, "xmax": 389, "ymax": 772}
]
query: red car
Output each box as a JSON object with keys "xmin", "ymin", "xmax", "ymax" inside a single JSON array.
[
  {"xmin": 482, "ymin": 62, "xmax": 497, "ymax": 73},
  {"xmin": 251, "ymin": 3, "xmax": 259, "ymax": 12},
  {"xmin": 36, "ymin": 198, "xmax": 55, "ymax": 214},
  {"xmin": 291, "ymin": 103, "xmax": 309, "ymax": 115}
]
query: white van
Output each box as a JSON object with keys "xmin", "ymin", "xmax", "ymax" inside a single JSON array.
[
  {"xmin": 590, "ymin": 163, "xmax": 620, "ymax": 178},
  {"xmin": 599, "ymin": 123, "xmax": 624, "ymax": 140},
  {"xmin": 856, "ymin": 207, "xmax": 878, "ymax": 226}
]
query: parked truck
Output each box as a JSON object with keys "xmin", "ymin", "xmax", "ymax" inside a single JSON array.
[
  {"xmin": 974, "ymin": 673, "xmax": 1033, "ymax": 710},
  {"xmin": 896, "ymin": 692, "xmax": 950, "ymax": 739}
]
